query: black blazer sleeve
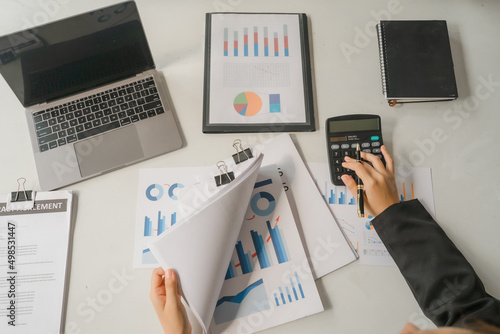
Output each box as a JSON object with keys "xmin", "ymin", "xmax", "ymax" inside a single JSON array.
[{"xmin": 371, "ymin": 199, "xmax": 500, "ymax": 327}]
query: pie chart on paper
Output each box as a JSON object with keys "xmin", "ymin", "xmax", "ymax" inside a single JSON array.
[{"xmin": 233, "ymin": 92, "xmax": 262, "ymax": 116}]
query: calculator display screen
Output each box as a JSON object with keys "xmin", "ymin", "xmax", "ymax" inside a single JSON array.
[
  {"xmin": 329, "ymin": 136, "xmax": 346, "ymax": 142},
  {"xmin": 329, "ymin": 118, "xmax": 379, "ymax": 132}
]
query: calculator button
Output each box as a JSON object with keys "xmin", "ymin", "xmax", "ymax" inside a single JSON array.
[
  {"xmin": 375, "ymin": 154, "xmax": 383, "ymax": 159},
  {"xmin": 372, "ymin": 148, "xmax": 381, "ymax": 154},
  {"xmin": 343, "ymin": 150, "xmax": 351, "ymax": 156},
  {"xmin": 361, "ymin": 142, "xmax": 370, "ymax": 148},
  {"xmin": 362, "ymin": 149, "xmax": 371, "ymax": 153},
  {"xmin": 332, "ymin": 151, "xmax": 341, "ymax": 158},
  {"xmin": 334, "ymin": 166, "xmax": 343, "ymax": 173},
  {"xmin": 371, "ymin": 136, "xmax": 380, "ymax": 141},
  {"xmin": 335, "ymin": 175, "xmax": 343, "ymax": 182},
  {"xmin": 351, "ymin": 143, "xmax": 358, "ymax": 149},
  {"xmin": 341, "ymin": 144, "xmax": 350, "ymax": 149},
  {"xmin": 371, "ymin": 141, "xmax": 381, "ymax": 147},
  {"xmin": 331, "ymin": 144, "xmax": 340, "ymax": 150},
  {"xmin": 333, "ymin": 158, "xmax": 343, "ymax": 165}
]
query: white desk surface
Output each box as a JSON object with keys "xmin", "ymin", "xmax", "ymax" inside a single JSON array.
[{"xmin": 1, "ymin": 0, "xmax": 500, "ymax": 333}]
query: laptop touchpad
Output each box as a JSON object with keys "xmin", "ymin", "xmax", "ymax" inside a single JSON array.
[{"xmin": 74, "ymin": 126, "xmax": 144, "ymax": 178}]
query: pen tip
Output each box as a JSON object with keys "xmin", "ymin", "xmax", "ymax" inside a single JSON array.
[{"xmin": 357, "ymin": 143, "xmax": 360, "ymax": 150}]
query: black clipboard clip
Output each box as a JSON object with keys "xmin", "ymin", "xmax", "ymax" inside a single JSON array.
[
  {"xmin": 7, "ymin": 177, "xmax": 36, "ymax": 211},
  {"xmin": 11, "ymin": 178, "xmax": 34, "ymax": 202},
  {"xmin": 214, "ymin": 161, "xmax": 234, "ymax": 187},
  {"xmin": 232, "ymin": 139, "xmax": 253, "ymax": 164}
]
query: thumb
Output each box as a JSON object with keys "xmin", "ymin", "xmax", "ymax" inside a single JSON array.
[
  {"xmin": 164, "ymin": 269, "xmax": 180, "ymax": 308},
  {"xmin": 341, "ymin": 174, "xmax": 357, "ymax": 198}
]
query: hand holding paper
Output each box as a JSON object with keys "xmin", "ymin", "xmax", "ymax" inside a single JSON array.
[{"xmin": 150, "ymin": 268, "xmax": 191, "ymax": 334}]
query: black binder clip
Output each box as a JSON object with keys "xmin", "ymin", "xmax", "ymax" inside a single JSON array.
[
  {"xmin": 11, "ymin": 177, "xmax": 33, "ymax": 202},
  {"xmin": 215, "ymin": 161, "xmax": 234, "ymax": 187},
  {"xmin": 232, "ymin": 139, "xmax": 253, "ymax": 164}
]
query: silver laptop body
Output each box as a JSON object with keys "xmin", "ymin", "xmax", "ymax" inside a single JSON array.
[{"xmin": 0, "ymin": 1, "xmax": 182, "ymax": 190}]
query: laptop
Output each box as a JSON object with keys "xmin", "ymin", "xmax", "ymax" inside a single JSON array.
[{"xmin": 0, "ymin": 1, "xmax": 182, "ymax": 190}]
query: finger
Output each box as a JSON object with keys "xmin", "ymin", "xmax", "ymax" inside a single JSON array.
[
  {"xmin": 164, "ymin": 269, "xmax": 180, "ymax": 309},
  {"xmin": 150, "ymin": 267, "xmax": 165, "ymax": 291},
  {"xmin": 359, "ymin": 152, "xmax": 386, "ymax": 174},
  {"xmin": 381, "ymin": 145, "xmax": 394, "ymax": 174},
  {"xmin": 150, "ymin": 267, "xmax": 166, "ymax": 308},
  {"xmin": 342, "ymin": 158, "xmax": 376, "ymax": 182},
  {"xmin": 341, "ymin": 174, "xmax": 357, "ymax": 199}
]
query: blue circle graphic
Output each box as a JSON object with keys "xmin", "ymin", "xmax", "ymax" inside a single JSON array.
[
  {"xmin": 250, "ymin": 192, "xmax": 276, "ymax": 216},
  {"xmin": 168, "ymin": 183, "xmax": 184, "ymax": 200},
  {"xmin": 146, "ymin": 184, "xmax": 164, "ymax": 201}
]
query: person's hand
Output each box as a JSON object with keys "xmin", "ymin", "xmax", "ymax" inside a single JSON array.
[
  {"xmin": 150, "ymin": 267, "xmax": 191, "ymax": 334},
  {"xmin": 341, "ymin": 145, "xmax": 399, "ymax": 217}
]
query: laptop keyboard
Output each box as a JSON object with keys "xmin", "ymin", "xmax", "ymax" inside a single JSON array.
[{"xmin": 32, "ymin": 77, "xmax": 165, "ymax": 152}]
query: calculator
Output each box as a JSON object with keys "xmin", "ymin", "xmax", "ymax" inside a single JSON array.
[{"xmin": 326, "ymin": 114, "xmax": 385, "ymax": 185}]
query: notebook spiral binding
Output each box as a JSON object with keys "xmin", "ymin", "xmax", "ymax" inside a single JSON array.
[{"xmin": 376, "ymin": 23, "xmax": 389, "ymax": 97}]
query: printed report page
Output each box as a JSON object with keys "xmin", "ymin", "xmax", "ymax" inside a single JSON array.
[{"xmin": 0, "ymin": 191, "xmax": 73, "ymax": 334}]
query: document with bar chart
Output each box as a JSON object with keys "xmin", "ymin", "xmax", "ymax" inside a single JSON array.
[
  {"xmin": 133, "ymin": 167, "xmax": 218, "ymax": 268},
  {"xmin": 210, "ymin": 166, "xmax": 323, "ymax": 334},
  {"xmin": 307, "ymin": 163, "xmax": 435, "ymax": 266},
  {"xmin": 203, "ymin": 13, "xmax": 314, "ymax": 133}
]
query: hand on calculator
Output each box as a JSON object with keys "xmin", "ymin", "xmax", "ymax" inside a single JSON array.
[{"xmin": 340, "ymin": 146, "xmax": 399, "ymax": 217}]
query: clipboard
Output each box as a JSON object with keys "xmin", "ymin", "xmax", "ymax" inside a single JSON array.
[
  {"xmin": 203, "ymin": 12, "xmax": 315, "ymax": 133},
  {"xmin": 0, "ymin": 179, "xmax": 75, "ymax": 334}
]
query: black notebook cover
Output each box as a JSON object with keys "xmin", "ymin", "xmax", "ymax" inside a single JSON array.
[{"xmin": 377, "ymin": 20, "xmax": 458, "ymax": 102}]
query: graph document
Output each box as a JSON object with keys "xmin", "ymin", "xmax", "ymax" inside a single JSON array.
[
  {"xmin": 307, "ymin": 163, "xmax": 435, "ymax": 266},
  {"xmin": 207, "ymin": 13, "xmax": 309, "ymax": 126},
  {"xmin": 210, "ymin": 166, "xmax": 323, "ymax": 334}
]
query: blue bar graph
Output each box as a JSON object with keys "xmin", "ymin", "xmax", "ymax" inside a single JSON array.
[
  {"xmin": 274, "ymin": 271, "xmax": 305, "ymax": 306},
  {"xmin": 144, "ymin": 210, "xmax": 177, "ymax": 236},
  {"xmin": 267, "ymin": 221, "xmax": 288, "ymax": 263},
  {"xmin": 158, "ymin": 211, "xmax": 166, "ymax": 235},
  {"xmin": 279, "ymin": 287, "xmax": 285, "ymax": 304},
  {"xmin": 225, "ymin": 262, "xmax": 235, "ymax": 280},
  {"xmin": 250, "ymin": 230, "xmax": 271, "ymax": 269},
  {"xmin": 144, "ymin": 216, "xmax": 152, "ymax": 236},
  {"xmin": 235, "ymin": 241, "xmax": 253, "ymax": 274},
  {"xmin": 290, "ymin": 277, "xmax": 298, "ymax": 300},
  {"xmin": 316, "ymin": 179, "xmax": 356, "ymax": 206},
  {"xmin": 295, "ymin": 272, "xmax": 305, "ymax": 298},
  {"xmin": 226, "ymin": 221, "xmax": 289, "ymax": 280}
]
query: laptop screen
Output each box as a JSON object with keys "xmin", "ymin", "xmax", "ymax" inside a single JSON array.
[{"xmin": 0, "ymin": 1, "xmax": 155, "ymax": 107}]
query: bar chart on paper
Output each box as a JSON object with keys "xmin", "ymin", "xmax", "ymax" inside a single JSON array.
[
  {"xmin": 272, "ymin": 271, "xmax": 305, "ymax": 307},
  {"xmin": 143, "ymin": 211, "xmax": 177, "ymax": 237},
  {"xmin": 314, "ymin": 178, "xmax": 356, "ymax": 205},
  {"xmin": 225, "ymin": 219, "xmax": 289, "ymax": 280},
  {"xmin": 135, "ymin": 168, "xmax": 214, "ymax": 268},
  {"xmin": 223, "ymin": 24, "xmax": 290, "ymax": 57}
]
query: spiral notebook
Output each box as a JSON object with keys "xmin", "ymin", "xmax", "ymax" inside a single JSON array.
[{"xmin": 376, "ymin": 20, "xmax": 458, "ymax": 106}]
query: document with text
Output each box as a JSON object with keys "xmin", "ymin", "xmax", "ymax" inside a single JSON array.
[{"xmin": 0, "ymin": 191, "xmax": 74, "ymax": 334}]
